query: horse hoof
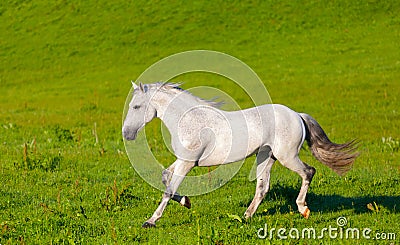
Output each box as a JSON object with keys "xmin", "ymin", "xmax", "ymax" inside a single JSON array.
[
  {"xmin": 301, "ymin": 208, "xmax": 310, "ymax": 219},
  {"xmin": 142, "ymin": 221, "xmax": 156, "ymax": 228},
  {"xmin": 182, "ymin": 196, "xmax": 191, "ymax": 209}
]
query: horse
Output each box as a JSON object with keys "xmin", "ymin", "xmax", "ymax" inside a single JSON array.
[{"xmin": 122, "ymin": 82, "xmax": 359, "ymax": 228}]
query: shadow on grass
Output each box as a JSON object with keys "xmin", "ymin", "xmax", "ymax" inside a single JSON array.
[{"xmin": 255, "ymin": 184, "xmax": 399, "ymax": 215}]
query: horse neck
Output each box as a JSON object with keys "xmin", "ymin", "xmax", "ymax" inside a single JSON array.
[{"xmin": 150, "ymin": 89, "xmax": 197, "ymax": 126}]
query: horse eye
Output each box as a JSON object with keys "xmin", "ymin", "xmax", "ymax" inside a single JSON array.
[{"xmin": 133, "ymin": 105, "xmax": 141, "ymax": 109}]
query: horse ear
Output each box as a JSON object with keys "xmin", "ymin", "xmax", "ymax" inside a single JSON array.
[
  {"xmin": 139, "ymin": 82, "xmax": 149, "ymax": 93},
  {"xmin": 131, "ymin": 80, "xmax": 138, "ymax": 90}
]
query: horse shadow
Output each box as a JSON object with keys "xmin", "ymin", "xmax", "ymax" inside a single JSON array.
[{"xmin": 252, "ymin": 184, "xmax": 399, "ymax": 216}]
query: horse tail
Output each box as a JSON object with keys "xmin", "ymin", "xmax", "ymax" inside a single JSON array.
[{"xmin": 299, "ymin": 113, "xmax": 359, "ymax": 176}]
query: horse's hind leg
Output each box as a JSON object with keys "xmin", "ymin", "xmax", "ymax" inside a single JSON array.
[
  {"xmin": 244, "ymin": 148, "xmax": 275, "ymax": 219},
  {"xmin": 143, "ymin": 159, "xmax": 195, "ymax": 228},
  {"xmin": 162, "ymin": 164, "xmax": 191, "ymax": 209},
  {"xmin": 280, "ymin": 156, "xmax": 316, "ymax": 218}
]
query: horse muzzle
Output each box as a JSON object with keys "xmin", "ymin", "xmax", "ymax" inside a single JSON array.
[{"xmin": 122, "ymin": 126, "xmax": 137, "ymax": 141}]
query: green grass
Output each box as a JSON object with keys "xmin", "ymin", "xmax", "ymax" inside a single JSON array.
[{"xmin": 1, "ymin": 0, "xmax": 400, "ymax": 244}]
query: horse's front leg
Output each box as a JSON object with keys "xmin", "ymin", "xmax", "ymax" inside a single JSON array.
[
  {"xmin": 162, "ymin": 164, "xmax": 191, "ymax": 209},
  {"xmin": 142, "ymin": 159, "xmax": 195, "ymax": 228}
]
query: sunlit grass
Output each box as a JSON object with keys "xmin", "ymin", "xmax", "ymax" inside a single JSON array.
[{"xmin": 1, "ymin": 0, "xmax": 399, "ymax": 243}]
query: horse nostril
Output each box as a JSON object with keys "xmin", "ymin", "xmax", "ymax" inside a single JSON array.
[{"xmin": 122, "ymin": 127, "xmax": 130, "ymax": 139}]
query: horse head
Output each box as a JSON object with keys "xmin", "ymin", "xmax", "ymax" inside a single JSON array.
[{"xmin": 122, "ymin": 82, "xmax": 157, "ymax": 140}]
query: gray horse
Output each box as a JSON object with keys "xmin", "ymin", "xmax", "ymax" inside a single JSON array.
[{"xmin": 122, "ymin": 82, "xmax": 358, "ymax": 228}]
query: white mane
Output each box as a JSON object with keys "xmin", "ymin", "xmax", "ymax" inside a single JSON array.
[{"xmin": 146, "ymin": 82, "xmax": 223, "ymax": 108}]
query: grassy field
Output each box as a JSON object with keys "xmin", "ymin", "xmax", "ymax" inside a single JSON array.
[{"xmin": 1, "ymin": 0, "xmax": 400, "ymax": 244}]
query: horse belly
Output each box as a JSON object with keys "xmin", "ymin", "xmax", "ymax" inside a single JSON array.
[{"xmin": 197, "ymin": 136, "xmax": 254, "ymax": 166}]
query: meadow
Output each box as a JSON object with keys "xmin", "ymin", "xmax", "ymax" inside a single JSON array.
[{"xmin": 1, "ymin": 0, "xmax": 399, "ymax": 244}]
